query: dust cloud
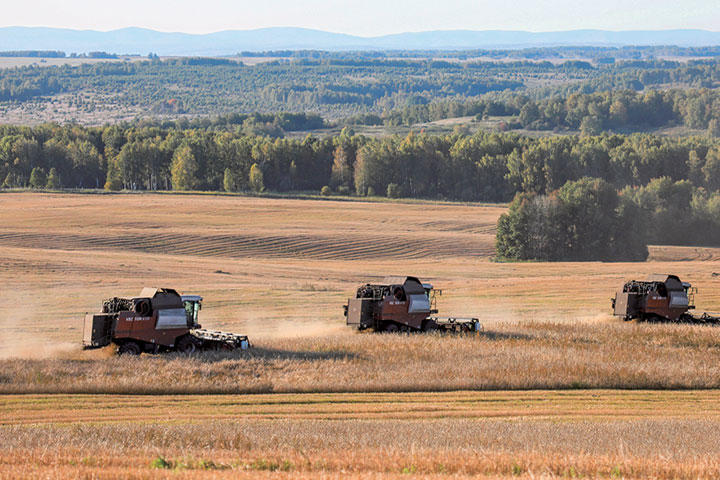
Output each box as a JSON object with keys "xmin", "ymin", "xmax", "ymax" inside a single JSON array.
[
  {"xmin": 237, "ymin": 318, "xmax": 349, "ymax": 340},
  {"xmin": 0, "ymin": 290, "xmax": 83, "ymax": 360}
]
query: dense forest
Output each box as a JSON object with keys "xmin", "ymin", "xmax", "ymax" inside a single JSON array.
[
  {"xmin": 239, "ymin": 45, "xmax": 720, "ymax": 61},
  {"xmin": 496, "ymin": 178, "xmax": 650, "ymax": 261},
  {"xmin": 384, "ymin": 87, "xmax": 720, "ymax": 135},
  {"xmin": 7, "ymin": 45, "xmax": 717, "ymax": 61},
  {"xmin": 0, "ymin": 53, "xmax": 718, "ymax": 126}
]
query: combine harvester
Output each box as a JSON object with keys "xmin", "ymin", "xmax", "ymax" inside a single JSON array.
[
  {"xmin": 344, "ymin": 276, "xmax": 481, "ymax": 333},
  {"xmin": 83, "ymin": 287, "xmax": 250, "ymax": 354},
  {"xmin": 611, "ymin": 274, "xmax": 720, "ymax": 324}
]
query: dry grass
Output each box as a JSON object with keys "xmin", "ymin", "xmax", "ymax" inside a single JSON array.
[
  {"xmin": 3, "ymin": 321, "xmax": 720, "ymax": 393},
  {"xmin": 3, "ymin": 390, "xmax": 720, "ymax": 425}
]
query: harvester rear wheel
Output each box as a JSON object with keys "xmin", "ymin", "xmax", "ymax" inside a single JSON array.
[
  {"xmin": 117, "ymin": 341, "xmax": 141, "ymax": 356},
  {"xmin": 384, "ymin": 323, "xmax": 398, "ymax": 333}
]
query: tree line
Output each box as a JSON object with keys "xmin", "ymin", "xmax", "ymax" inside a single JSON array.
[
  {"xmin": 0, "ymin": 51, "xmax": 66, "ymax": 58},
  {"xmin": 1, "ymin": 122, "xmax": 719, "ymax": 200}
]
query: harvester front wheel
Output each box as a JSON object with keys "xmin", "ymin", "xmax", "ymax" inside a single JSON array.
[
  {"xmin": 176, "ymin": 336, "xmax": 198, "ymax": 354},
  {"xmin": 117, "ymin": 341, "xmax": 141, "ymax": 356},
  {"xmin": 422, "ymin": 319, "xmax": 438, "ymax": 332}
]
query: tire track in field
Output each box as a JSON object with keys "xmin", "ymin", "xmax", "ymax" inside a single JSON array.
[
  {"xmin": 647, "ymin": 245, "xmax": 720, "ymax": 262},
  {"xmin": 0, "ymin": 231, "xmax": 494, "ymax": 260}
]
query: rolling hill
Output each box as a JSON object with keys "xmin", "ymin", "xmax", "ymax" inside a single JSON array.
[{"xmin": 1, "ymin": 26, "xmax": 719, "ymax": 55}]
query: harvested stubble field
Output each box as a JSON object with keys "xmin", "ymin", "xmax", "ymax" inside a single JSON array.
[
  {"xmin": 3, "ymin": 391, "xmax": 720, "ymax": 479},
  {"xmin": 2, "ymin": 191, "xmax": 720, "ymax": 350},
  {"xmin": 3, "ymin": 191, "xmax": 720, "ymax": 478}
]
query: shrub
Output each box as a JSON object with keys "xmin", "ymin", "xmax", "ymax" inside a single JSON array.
[{"xmin": 151, "ymin": 457, "xmax": 173, "ymax": 469}]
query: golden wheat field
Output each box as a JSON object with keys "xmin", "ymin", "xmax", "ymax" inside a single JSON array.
[
  {"xmin": 3, "ymin": 191, "xmax": 720, "ymax": 478},
  {"xmin": 2, "ymin": 191, "xmax": 720, "ymax": 352}
]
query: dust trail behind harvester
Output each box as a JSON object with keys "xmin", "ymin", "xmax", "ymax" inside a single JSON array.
[{"xmin": 0, "ymin": 290, "xmax": 81, "ymax": 359}]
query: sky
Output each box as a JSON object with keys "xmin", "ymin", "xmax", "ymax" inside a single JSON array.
[{"xmin": 3, "ymin": 0, "xmax": 719, "ymax": 36}]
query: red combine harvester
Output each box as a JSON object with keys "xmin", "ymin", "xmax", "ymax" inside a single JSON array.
[
  {"xmin": 83, "ymin": 287, "xmax": 249, "ymax": 354},
  {"xmin": 611, "ymin": 274, "xmax": 720, "ymax": 324},
  {"xmin": 344, "ymin": 276, "xmax": 481, "ymax": 333}
]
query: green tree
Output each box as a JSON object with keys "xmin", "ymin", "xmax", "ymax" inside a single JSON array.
[
  {"xmin": 170, "ymin": 145, "xmax": 199, "ymax": 191},
  {"xmin": 626, "ymin": 177, "xmax": 694, "ymax": 245},
  {"xmin": 223, "ymin": 167, "xmax": 239, "ymax": 192},
  {"xmin": 67, "ymin": 140, "xmax": 103, "ymax": 188},
  {"xmin": 702, "ymin": 148, "xmax": 720, "ymax": 192},
  {"xmin": 45, "ymin": 168, "xmax": 61, "ymax": 189},
  {"xmin": 2, "ymin": 172, "xmax": 17, "ymax": 188},
  {"xmin": 104, "ymin": 158, "xmax": 123, "ymax": 191},
  {"xmin": 386, "ymin": 183, "xmax": 400, "ymax": 198},
  {"xmin": 248, "ymin": 163, "xmax": 265, "ymax": 192},
  {"xmin": 29, "ymin": 167, "xmax": 46, "ymax": 189},
  {"xmin": 580, "ymin": 116, "xmax": 602, "ymax": 136},
  {"xmin": 330, "ymin": 145, "xmax": 352, "ymax": 189},
  {"xmin": 519, "ymin": 101, "xmax": 540, "ymax": 127},
  {"xmin": 354, "ymin": 141, "xmax": 393, "ymax": 196}
]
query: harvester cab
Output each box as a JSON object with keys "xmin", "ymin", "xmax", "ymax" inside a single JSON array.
[
  {"xmin": 422, "ymin": 283, "xmax": 441, "ymax": 314},
  {"xmin": 344, "ymin": 276, "xmax": 481, "ymax": 333},
  {"xmin": 181, "ymin": 295, "xmax": 203, "ymax": 329}
]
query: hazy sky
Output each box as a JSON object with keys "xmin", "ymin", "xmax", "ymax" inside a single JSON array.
[{"xmin": 4, "ymin": 0, "xmax": 719, "ymax": 36}]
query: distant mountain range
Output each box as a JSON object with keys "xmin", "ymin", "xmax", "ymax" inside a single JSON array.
[{"xmin": 1, "ymin": 27, "xmax": 720, "ymax": 56}]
